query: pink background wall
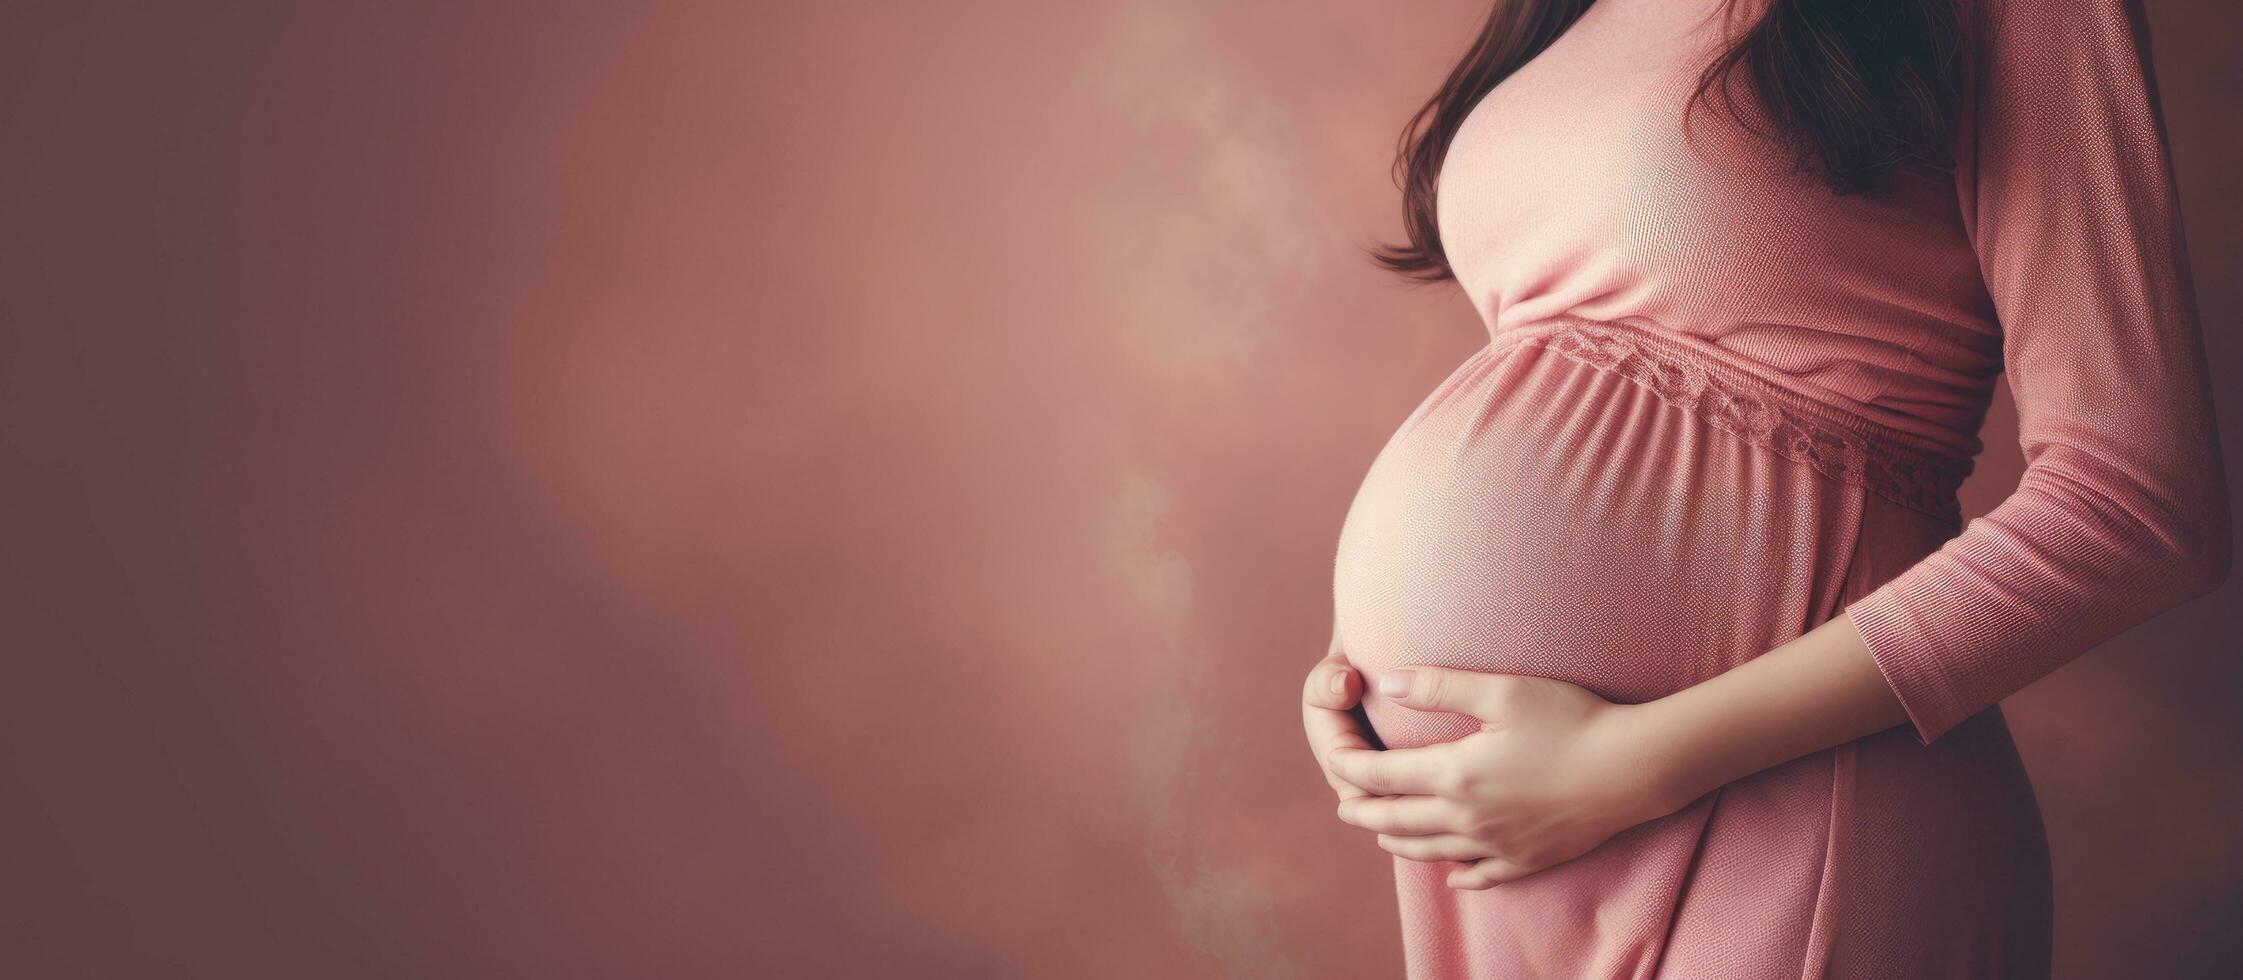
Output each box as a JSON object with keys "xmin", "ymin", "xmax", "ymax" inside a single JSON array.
[{"xmin": 5, "ymin": 2, "xmax": 2238, "ymax": 976}]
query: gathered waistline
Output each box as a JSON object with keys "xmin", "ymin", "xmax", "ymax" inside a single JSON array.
[{"xmin": 1491, "ymin": 316, "xmax": 1972, "ymax": 527}]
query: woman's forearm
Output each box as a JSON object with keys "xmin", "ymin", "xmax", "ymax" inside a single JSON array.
[{"xmin": 1632, "ymin": 610, "xmax": 1913, "ymax": 815}]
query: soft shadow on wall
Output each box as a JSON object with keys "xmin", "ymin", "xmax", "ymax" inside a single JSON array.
[{"xmin": 2, "ymin": 1, "xmax": 2239, "ymax": 977}]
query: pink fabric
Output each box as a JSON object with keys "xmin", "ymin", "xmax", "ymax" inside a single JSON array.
[{"xmin": 1329, "ymin": 0, "xmax": 2228, "ymax": 975}]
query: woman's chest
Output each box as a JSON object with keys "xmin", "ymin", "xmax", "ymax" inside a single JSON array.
[{"xmin": 1428, "ymin": 0, "xmax": 1962, "ymax": 328}]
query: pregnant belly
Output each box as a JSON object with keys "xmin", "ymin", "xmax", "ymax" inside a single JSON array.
[{"xmin": 1332, "ymin": 338, "xmax": 1858, "ymax": 751}]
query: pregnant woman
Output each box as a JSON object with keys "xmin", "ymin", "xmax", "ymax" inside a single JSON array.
[{"xmin": 1298, "ymin": 0, "xmax": 2230, "ymax": 976}]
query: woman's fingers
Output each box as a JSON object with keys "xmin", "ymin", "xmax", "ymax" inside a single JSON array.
[
  {"xmin": 1304, "ymin": 701, "xmax": 1376, "ymax": 800},
  {"xmin": 1301, "ymin": 653, "xmax": 1361, "ymax": 711},
  {"xmin": 1323, "ymin": 742, "xmax": 1452, "ymax": 797},
  {"xmin": 1447, "ymin": 856, "xmax": 1536, "ymax": 890},
  {"xmin": 1375, "ymin": 833, "xmax": 1488, "ymax": 863},
  {"xmin": 1304, "ymin": 652, "xmax": 1377, "ymax": 800},
  {"xmin": 1379, "ymin": 666, "xmax": 1522, "ymax": 723},
  {"xmin": 1335, "ymin": 793, "xmax": 1459, "ymax": 836}
]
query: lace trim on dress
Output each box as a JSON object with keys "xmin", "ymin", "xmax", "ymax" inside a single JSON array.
[{"xmin": 1503, "ymin": 319, "xmax": 1969, "ymax": 527}]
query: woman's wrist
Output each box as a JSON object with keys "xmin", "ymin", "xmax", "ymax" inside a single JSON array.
[
  {"xmin": 1612, "ymin": 610, "xmax": 1915, "ymax": 820},
  {"xmin": 1614, "ymin": 694, "xmax": 1734, "ymax": 820}
]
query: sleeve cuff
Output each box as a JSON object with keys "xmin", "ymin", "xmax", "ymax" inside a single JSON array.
[{"xmin": 1842, "ymin": 578, "xmax": 1975, "ymax": 748}]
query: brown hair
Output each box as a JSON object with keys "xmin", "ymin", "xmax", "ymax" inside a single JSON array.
[{"xmin": 1368, "ymin": 0, "xmax": 1973, "ymax": 283}]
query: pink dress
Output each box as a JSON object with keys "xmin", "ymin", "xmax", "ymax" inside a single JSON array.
[{"xmin": 1329, "ymin": 0, "xmax": 2229, "ymax": 976}]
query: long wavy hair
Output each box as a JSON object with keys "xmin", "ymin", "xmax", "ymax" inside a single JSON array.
[{"xmin": 1369, "ymin": 0, "xmax": 1974, "ymax": 282}]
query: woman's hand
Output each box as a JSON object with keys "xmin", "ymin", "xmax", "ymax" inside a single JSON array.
[
  {"xmin": 1325, "ymin": 667, "xmax": 1690, "ymax": 889},
  {"xmin": 1301, "ymin": 646, "xmax": 1379, "ymax": 801}
]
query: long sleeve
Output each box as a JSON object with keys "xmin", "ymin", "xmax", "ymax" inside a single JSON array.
[{"xmin": 1840, "ymin": 0, "xmax": 2233, "ymax": 748}]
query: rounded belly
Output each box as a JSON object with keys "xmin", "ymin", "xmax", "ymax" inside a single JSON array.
[{"xmin": 1332, "ymin": 340, "xmax": 1855, "ymax": 750}]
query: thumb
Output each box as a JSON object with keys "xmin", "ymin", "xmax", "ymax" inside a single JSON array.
[{"xmin": 1377, "ymin": 666, "xmax": 1512, "ymax": 721}]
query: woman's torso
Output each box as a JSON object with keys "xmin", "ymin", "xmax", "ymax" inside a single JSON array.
[
  {"xmin": 1335, "ymin": 0, "xmax": 2003, "ymax": 750},
  {"xmin": 1434, "ymin": 0, "xmax": 2001, "ymax": 459}
]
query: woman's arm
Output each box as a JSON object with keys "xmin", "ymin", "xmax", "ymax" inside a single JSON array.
[
  {"xmin": 1828, "ymin": 0, "xmax": 2230, "ymax": 750},
  {"xmin": 1327, "ymin": 628, "xmax": 1916, "ymax": 886},
  {"xmin": 1632, "ymin": 610, "xmax": 1911, "ymax": 814},
  {"xmin": 1652, "ymin": 0, "xmax": 2233, "ymax": 814}
]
